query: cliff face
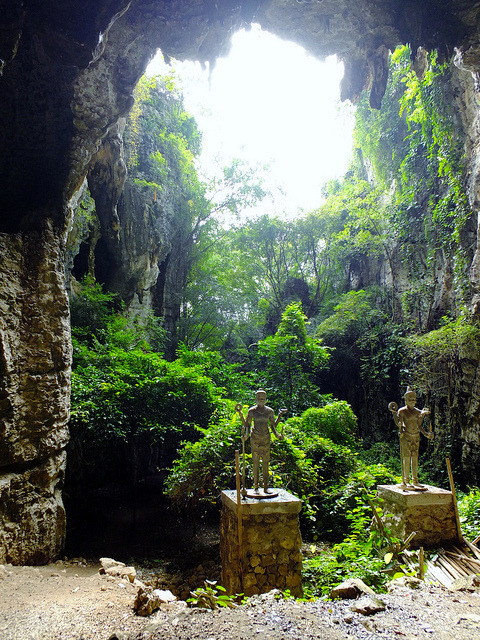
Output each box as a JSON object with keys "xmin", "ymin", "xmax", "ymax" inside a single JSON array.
[
  {"xmin": 73, "ymin": 75, "xmax": 203, "ymax": 356},
  {"xmin": 338, "ymin": 57, "xmax": 480, "ymax": 485},
  {"xmin": 1, "ymin": 0, "xmax": 480, "ymax": 563},
  {"xmin": 0, "ymin": 222, "xmax": 70, "ymax": 563}
]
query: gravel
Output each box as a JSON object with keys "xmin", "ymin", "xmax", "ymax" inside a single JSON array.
[{"xmin": 1, "ymin": 561, "xmax": 480, "ymax": 640}]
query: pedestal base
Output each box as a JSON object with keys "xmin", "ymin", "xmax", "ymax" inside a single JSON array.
[
  {"xmin": 220, "ymin": 488, "xmax": 302, "ymax": 597},
  {"xmin": 377, "ymin": 484, "xmax": 459, "ymax": 548},
  {"xmin": 245, "ymin": 488, "xmax": 279, "ymax": 499}
]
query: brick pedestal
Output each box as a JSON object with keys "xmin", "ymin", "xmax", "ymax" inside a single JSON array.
[
  {"xmin": 220, "ymin": 489, "xmax": 302, "ymax": 597},
  {"xmin": 377, "ymin": 484, "xmax": 459, "ymax": 548}
]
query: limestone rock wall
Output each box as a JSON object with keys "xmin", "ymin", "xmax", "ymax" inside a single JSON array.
[
  {"xmin": 412, "ymin": 59, "xmax": 480, "ymax": 485},
  {"xmin": 0, "ymin": 222, "xmax": 71, "ymax": 564}
]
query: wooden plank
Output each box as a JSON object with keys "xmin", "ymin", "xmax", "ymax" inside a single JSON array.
[
  {"xmin": 463, "ymin": 560, "xmax": 480, "ymax": 574},
  {"xmin": 444, "ymin": 556, "xmax": 470, "ymax": 577},
  {"xmin": 464, "ymin": 538, "xmax": 480, "ymax": 562},
  {"xmin": 445, "ymin": 550, "xmax": 480, "ymax": 568},
  {"xmin": 436, "ymin": 555, "xmax": 464, "ymax": 579},
  {"xmin": 446, "ymin": 458, "xmax": 463, "ymax": 543},
  {"xmin": 425, "ymin": 561, "xmax": 453, "ymax": 587},
  {"xmin": 419, "ymin": 546, "xmax": 425, "ymax": 580}
]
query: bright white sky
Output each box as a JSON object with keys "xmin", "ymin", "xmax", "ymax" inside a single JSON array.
[{"xmin": 146, "ymin": 24, "xmax": 355, "ymax": 217}]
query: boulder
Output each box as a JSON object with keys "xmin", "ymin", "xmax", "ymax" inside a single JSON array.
[
  {"xmin": 350, "ymin": 595, "xmax": 386, "ymax": 616},
  {"xmin": 134, "ymin": 587, "xmax": 176, "ymax": 616},
  {"xmin": 330, "ymin": 578, "xmax": 376, "ymax": 600}
]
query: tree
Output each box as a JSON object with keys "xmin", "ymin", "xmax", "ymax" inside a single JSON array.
[{"xmin": 256, "ymin": 302, "xmax": 330, "ymax": 412}]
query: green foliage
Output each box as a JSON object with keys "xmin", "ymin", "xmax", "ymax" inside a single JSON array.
[
  {"xmin": 458, "ymin": 488, "xmax": 480, "ymax": 541},
  {"xmin": 303, "ymin": 547, "xmax": 385, "ymax": 598},
  {"xmin": 406, "ymin": 316, "xmax": 480, "ymax": 393},
  {"xmin": 207, "ymin": 158, "xmax": 268, "ymax": 223},
  {"xmin": 175, "ymin": 344, "xmax": 254, "ymax": 401},
  {"xmin": 257, "ymin": 302, "xmax": 330, "ymax": 412},
  {"xmin": 316, "ymin": 290, "xmax": 383, "ymax": 341},
  {"xmin": 301, "ymin": 402, "xmax": 357, "ymax": 447},
  {"xmin": 69, "ymin": 278, "xmax": 229, "ymax": 492},
  {"xmin": 303, "ymin": 485, "xmax": 406, "ymax": 597},
  {"xmin": 355, "ymin": 45, "xmax": 472, "ymax": 315},
  {"xmin": 316, "ymin": 287, "xmax": 407, "ymax": 425},
  {"xmin": 359, "ymin": 442, "xmax": 402, "ymax": 476},
  {"xmin": 70, "ymin": 275, "xmax": 122, "ymax": 345},
  {"xmin": 322, "ymin": 464, "xmax": 400, "ymax": 542},
  {"xmin": 126, "ymin": 74, "xmax": 202, "ymax": 182},
  {"xmin": 187, "ymin": 581, "xmax": 241, "ymax": 609},
  {"xmin": 164, "ymin": 401, "xmax": 241, "ymax": 510},
  {"xmin": 70, "ymin": 342, "xmax": 222, "ymax": 488}
]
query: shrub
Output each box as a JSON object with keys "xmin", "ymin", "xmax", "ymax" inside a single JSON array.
[
  {"xmin": 165, "ymin": 403, "xmax": 361, "ymax": 537},
  {"xmin": 69, "ymin": 299, "xmax": 225, "ymax": 496},
  {"xmin": 406, "ymin": 316, "xmax": 480, "ymax": 394},
  {"xmin": 301, "ymin": 401, "xmax": 357, "ymax": 447},
  {"xmin": 458, "ymin": 488, "xmax": 480, "ymax": 541}
]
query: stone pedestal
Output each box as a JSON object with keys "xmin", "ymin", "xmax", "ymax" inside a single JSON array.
[
  {"xmin": 377, "ymin": 484, "xmax": 459, "ymax": 548},
  {"xmin": 220, "ymin": 489, "xmax": 302, "ymax": 597}
]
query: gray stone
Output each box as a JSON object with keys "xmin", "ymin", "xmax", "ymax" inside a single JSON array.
[
  {"xmin": 330, "ymin": 578, "xmax": 376, "ymax": 599},
  {"xmin": 221, "ymin": 490, "xmax": 303, "ymax": 598},
  {"xmin": 105, "ymin": 565, "xmax": 136, "ymax": 583},
  {"xmin": 108, "ymin": 632, "xmax": 129, "ymax": 640},
  {"xmin": 100, "ymin": 557, "xmax": 126, "ymax": 572},
  {"xmin": 449, "ymin": 575, "xmax": 480, "ymax": 592},
  {"xmin": 152, "ymin": 589, "xmax": 177, "ymax": 603},
  {"xmin": 0, "ymin": 225, "xmax": 70, "ymax": 565},
  {"xmin": 350, "ymin": 595, "xmax": 386, "ymax": 616},
  {"xmin": 377, "ymin": 485, "xmax": 459, "ymax": 548},
  {"xmin": 221, "ymin": 489, "xmax": 302, "ymax": 515},
  {"xmin": 456, "ymin": 613, "xmax": 480, "ymax": 626},
  {"xmin": 388, "ymin": 576, "xmax": 423, "ymax": 591}
]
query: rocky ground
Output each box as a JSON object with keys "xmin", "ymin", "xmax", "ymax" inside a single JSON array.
[
  {"xmin": 2, "ymin": 494, "xmax": 479, "ymax": 640},
  {"xmin": 1, "ymin": 557, "xmax": 480, "ymax": 640}
]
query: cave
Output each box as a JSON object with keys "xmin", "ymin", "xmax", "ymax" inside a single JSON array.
[{"xmin": 2, "ymin": 0, "xmax": 480, "ymax": 564}]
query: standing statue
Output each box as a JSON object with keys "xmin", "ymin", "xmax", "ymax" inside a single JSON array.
[
  {"xmin": 236, "ymin": 390, "xmax": 287, "ymax": 495},
  {"xmin": 388, "ymin": 387, "xmax": 433, "ymax": 491}
]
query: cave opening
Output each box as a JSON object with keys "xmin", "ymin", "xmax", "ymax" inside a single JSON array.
[
  {"xmin": 64, "ymin": 25, "xmax": 357, "ymax": 562},
  {"xmin": 3, "ymin": 0, "xmax": 480, "ymax": 579},
  {"xmin": 145, "ymin": 24, "xmax": 355, "ymax": 218}
]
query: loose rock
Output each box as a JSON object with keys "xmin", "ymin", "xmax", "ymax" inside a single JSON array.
[
  {"xmin": 350, "ymin": 594, "xmax": 386, "ymax": 615},
  {"xmin": 330, "ymin": 577, "xmax": 377, "ymax": 599},
  {"xmin": 449, "ymin": 575, "xmax": 480, "ymax": 592},
  {"xmin": 134, "ymin": 586, "xmax": 177, "ymax": 616},
  {"xmin": 388, "ymin": 576, "xmax": 423, "ymax": 591},
  {"xmin": 100, "ymin": 557, "xmax": 126, "ymax": 573}
]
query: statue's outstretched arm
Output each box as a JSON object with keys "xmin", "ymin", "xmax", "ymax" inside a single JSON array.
[
  {"xmin": 388, "ymin": 402, "xmax": 402, "ymax": 431},
  {"xmin": 271, "ymin": 408, "xmax": 287, "ymax": 438},
  {"xmin": 419, "ymin": 408, "xmax": 433, "ymax": 439}
]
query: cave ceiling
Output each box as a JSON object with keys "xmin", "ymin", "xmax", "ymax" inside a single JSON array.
[{"xmin": 0, "ymin": 0, "xmax": 479, "ymax": 233}]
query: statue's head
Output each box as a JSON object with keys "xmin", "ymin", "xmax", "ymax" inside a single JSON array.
[
  {"xmin": 404, "ymin": 386, "xmax": 416, "ymax": 407},
  {"xmin": 255, "ymin": 389, "xmax": 267, "ymax": 406}
]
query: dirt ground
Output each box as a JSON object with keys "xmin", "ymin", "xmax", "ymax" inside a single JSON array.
[
  {"xmin": 2, "ymin": 489, "xmax": 479, "ymax": 640},
  {"xmin": 1, "ymin": 558, "xmax": 480, "ymax": 640}
]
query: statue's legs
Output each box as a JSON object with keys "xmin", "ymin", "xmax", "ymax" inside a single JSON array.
[
  {"xmin": 411, "ymin": 455, "xmax": 419, "ymax": 485},
  {"xmin": 399, "ymin": 436, "xmax": 408, "ymax": 488},
  {"xmin": 410, "ymin": 436, "xmax": 421, "ymax": 486}
]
